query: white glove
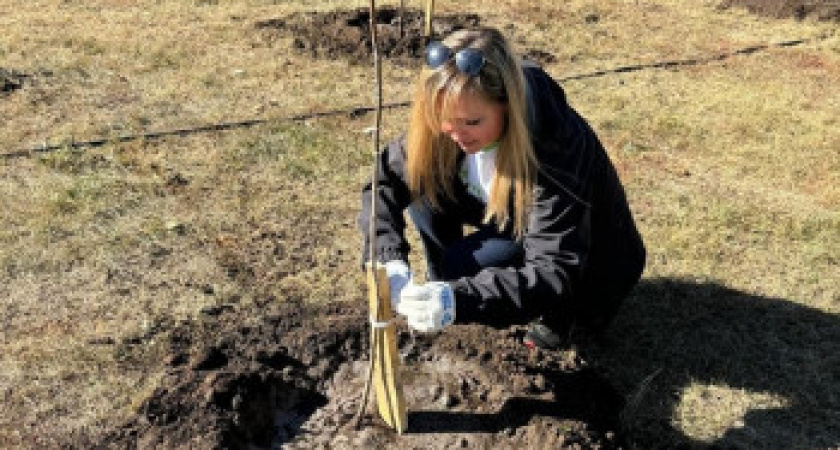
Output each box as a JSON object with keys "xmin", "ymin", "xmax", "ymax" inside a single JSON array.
[
  {"xmin": 384, "ymin": 260, "xmax": 412, "ymax": 311},
  {"xmin": 397, "ymin": 282, "xmax": 456, "ymax": 332}
]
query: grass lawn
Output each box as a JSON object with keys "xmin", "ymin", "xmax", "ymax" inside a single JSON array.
[{"xmin": 1, "ymin": 0, "xmax": 837, "ymax": 448}]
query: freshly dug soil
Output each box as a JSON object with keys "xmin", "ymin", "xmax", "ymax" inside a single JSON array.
[
  {"xmin": 88, "ymin": 300, "xmax": 625, "ymax": 449},
  {"xmin": 719, "ymin": 0, "xmax": 840, "ymax": 21},
  {"xmin": 256, "ymin": 7, "xmax": 557, "ymax": 67}
]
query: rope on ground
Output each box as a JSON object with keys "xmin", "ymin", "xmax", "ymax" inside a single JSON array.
[
  {"xmin": 1, "ymin": 34, "xmax": 824, "ymax": 159},
  {"xmin": 0, "ymin": 102, "xmax": 410, "ymax": 159},
  {"xmin": 557, "ymin": 38, "xmax": 813, "ymax": 82}
]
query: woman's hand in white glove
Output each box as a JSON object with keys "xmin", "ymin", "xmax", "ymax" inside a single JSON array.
[{"xmin": 396, "ymin": 282, "xmax": 456, "ymax": 332}]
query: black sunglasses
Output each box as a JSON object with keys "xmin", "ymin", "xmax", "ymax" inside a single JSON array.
[{"xmin": 424, "ymin": 41, "xmax": 486, "ymax": 77}]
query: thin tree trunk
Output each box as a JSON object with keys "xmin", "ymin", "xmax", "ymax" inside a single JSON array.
[{"xmin": 355, "ymin": 0, "xmax": 385, "ymax": 430}]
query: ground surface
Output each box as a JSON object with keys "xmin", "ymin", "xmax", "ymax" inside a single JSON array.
[
  {"xmin": 70, "ymin": 5, "xmax": 837, "ymax": 449},
  {"xmin": 2, "ymin": 2, "xmax": 838, "ymax": 449},
  {"xmin": 75, "ymin": 11, "xmax": 612, "ymax": 448},
  {"xmin": 87, "ymin": 301, "xmax": 623, "ymax": 449}
]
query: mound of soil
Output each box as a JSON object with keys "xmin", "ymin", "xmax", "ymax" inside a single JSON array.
[
  {"xmin": 719, "ymin": 0, "xmax": 840, "ymax": 21},
  {"xmin": 256, "ymin": 8, "xmax": 557, "ymax": 67},
  {"xmin": 89, "ymin": 300, "xmax": 625, "ymax": 449}
]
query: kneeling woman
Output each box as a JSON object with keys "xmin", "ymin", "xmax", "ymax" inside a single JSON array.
[{"xmin": 359, "ymin": 27, "xmax": 646, "ymax": 349}]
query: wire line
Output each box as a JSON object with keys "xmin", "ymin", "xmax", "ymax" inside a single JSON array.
[{"xmin": 2, "ymin": 34, "xmax": 824, "ymax": 159}]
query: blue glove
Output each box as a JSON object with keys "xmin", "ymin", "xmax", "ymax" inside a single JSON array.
[
  {"xmin": 384, "ymin": 260, "xmax": 412, "ymax": 311},
  {"xmin": 397, "ymin": 282, "xmax": 456, "ymax": 332}
]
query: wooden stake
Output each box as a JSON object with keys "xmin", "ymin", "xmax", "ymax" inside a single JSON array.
[
  {"xmin": 399, "ymin": 0, "xmax": 405, "ymax": 38},
  {"xmin": 425, "ymin": 0, "xmax": 435, "ymax": 42},
  {"xmin": 366, "ymin": 262, "xmax": 408, "ymax": 433}
]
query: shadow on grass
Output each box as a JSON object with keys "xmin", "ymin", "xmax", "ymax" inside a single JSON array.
[{"xmin": 592, "ymin": 277, "xmax": 840, "ymax": 449}]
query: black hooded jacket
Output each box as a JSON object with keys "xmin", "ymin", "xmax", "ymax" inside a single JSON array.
[{"xmin": 359, "ymin": 65, "xmax": 646, "ymax": 329}]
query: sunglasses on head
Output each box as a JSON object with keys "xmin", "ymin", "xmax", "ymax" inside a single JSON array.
[{"xmin": 424, "ymin": 41, "xmax": 487, "ymax": 77}]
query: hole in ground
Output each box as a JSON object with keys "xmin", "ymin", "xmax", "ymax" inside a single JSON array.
[{"xmin": 91, "ymin": 301, "xmax": 625, "ymax": 449}]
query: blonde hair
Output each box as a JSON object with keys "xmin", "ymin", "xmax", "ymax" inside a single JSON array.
[{"xmin": 406, "ymin": 27, "xmax": 536, "ymax": 239}]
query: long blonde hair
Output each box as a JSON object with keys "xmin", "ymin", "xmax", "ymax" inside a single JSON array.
[{"xmin": 405, "ymin": 27, "xmax": 536, "ymax": 239}]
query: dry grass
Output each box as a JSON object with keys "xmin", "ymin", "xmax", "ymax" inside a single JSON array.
[{"xmin": 1, "ymin": 0, "xmax": 838, "ymax": 448}]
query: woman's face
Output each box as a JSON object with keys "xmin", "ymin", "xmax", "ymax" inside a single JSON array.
[{"xmin": 440, "ymin": 92, "xmax": 507, "ymax": 154}]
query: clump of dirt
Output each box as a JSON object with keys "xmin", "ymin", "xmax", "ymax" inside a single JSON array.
[
  {"xmin": 1, "ymin": 68, "xmax": 29, "ymax": 94},
  {"xmin": 256, "ymin": 8, "xmax": 557, "ymax": 67},
  {"xmin": 87, "ymin": 300, "xmax": 625, "ymax": 449},
  {"xmin": 719, "ymin": 0, "xmax": 840, "ymax": 21}
]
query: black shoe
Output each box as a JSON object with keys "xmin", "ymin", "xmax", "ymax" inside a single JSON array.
[{"xmin": 523, "ymin": 318, "xmax": 565, "ymax": 350}]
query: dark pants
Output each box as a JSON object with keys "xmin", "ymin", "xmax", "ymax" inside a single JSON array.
[{"xmin": 408, "ymin": 200, "xmax": 523, "ymax": 282}]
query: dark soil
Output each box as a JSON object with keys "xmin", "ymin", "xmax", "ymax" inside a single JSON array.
[
  {"xmin": 85, "ymin": 300, "xmax": 624, "ymax": 449},
  {"xmin": 719, "ymin": 0, "xmax": 840, "ymax": 21},
  {"xmin": 256, "ymin": 7, "xmax": 557, "ymax": 67},
  {"xmin": 1, "ymin": 68, "xmax": 29, "ymax": 94}
]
